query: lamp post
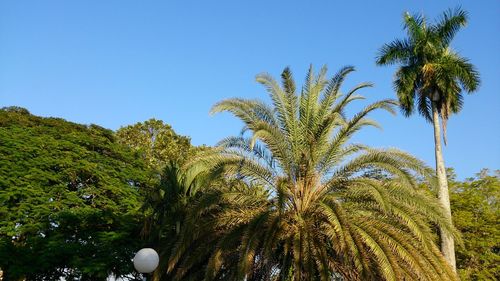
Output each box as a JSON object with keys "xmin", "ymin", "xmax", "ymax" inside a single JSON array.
[{"xmin": 133, "ymin": 248, "xmax": 159, "ymax": 281}]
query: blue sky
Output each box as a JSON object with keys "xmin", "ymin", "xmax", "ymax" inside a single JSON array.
[{"xmin": 1, "ymin": 0, "xmax": 498, "ymax": 179}]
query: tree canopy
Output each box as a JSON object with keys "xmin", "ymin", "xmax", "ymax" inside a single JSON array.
[
  {"xmin": 376, "ymin": 7, "xmax": 480, "ymax": 141},
  {"xmin": 450, "ymin": 169, "xmax": 500, "ymax": 280},
  {"xmin": 0, "ymin": 107, "xmax": 155, "ymax": 280},
  {"xmin": 116, "ymin": 119, "xmax": 192, "ymax": 171}
]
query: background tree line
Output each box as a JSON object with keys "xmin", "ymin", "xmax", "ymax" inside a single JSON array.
[{"xmin": 0, "ymin": 104, "xmax": 497, "ymax": 280}]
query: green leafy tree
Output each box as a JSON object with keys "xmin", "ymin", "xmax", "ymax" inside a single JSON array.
[
  {"xmin": 116, "ymin": 119, "xmax": 211, "ymax": 280},
  {"xmin": 0, "ymin": 107, "xmax": 155, "ymax": 280},
  {"xmin": 376, "ymin": 8, "xmax": 480, "ymax": 268},
  {"xmin": 116, "ymin": 119, "xmax": 192, "ymax": 172},
  {"xmin": 170, "ymin": 66, "xmax": 458, "ymax": 280},
  {"xmin": 450, "ymin": 169, "xmax": 500, "ymax": 280}
]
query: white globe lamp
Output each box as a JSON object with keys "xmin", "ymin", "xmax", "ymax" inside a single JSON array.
[{"xmin": 133, "ymin": 248, "xmax": 159, "ymax": 278}]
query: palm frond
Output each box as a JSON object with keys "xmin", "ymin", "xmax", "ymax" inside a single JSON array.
[
  {"xmin": 376, "ymin": 39, "xmax": 413, "ymax": 65},
  {"xmin": 433, "ymin": 7, "xmax": 468, "ymax": 46}
]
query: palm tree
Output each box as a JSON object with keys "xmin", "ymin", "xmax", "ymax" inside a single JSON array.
[
  {"xmin": 141, "ymin": 160, "xmax": 215, "ymax": 280},
  {"xmin": 169, "ymin": 66, "xmax": 459, "ymax": 280},
  {"xmin": 376, "ymin": 8, "xmax": 480, "ymax": 269}
]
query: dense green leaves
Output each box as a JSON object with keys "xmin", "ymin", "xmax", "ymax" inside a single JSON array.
[
  {"xmin": 116, "ymin": 119, "xmax": 192, "ymax": 171},
  {"xmin": 450, "ymin": 169, "xmax": 500, "ymax": 280},
  {"xmin": 115, "ymin": 119, "xmax": 212, "ymax": 280},
  {"xmin": 0, "ymin": 107, "xmax": 155, "ymax": 280},
  {"xmin": 142, "ymin": 161, "xmax": 218, "ymax": 281}
]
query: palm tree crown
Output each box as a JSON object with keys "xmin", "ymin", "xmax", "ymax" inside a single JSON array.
[
  {"xmin": 376, "ymin": 8, "xmax": 479, "ymax": 143},
  {"xmin": 170, "ymin": 66, "xmax": 459, "ymax": 280}
]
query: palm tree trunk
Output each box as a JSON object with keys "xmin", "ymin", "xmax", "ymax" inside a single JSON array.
[
  {"xmin": 431, "ymin": 100, "xmax": 456, "ymax": 270},
  {"xmin": 176, "ymin": 220, "xmax": 181, "ymax": 235}
]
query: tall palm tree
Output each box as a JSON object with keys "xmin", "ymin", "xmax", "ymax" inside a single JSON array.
[
  {"xmin": 376, "ymin": 8, "xmax": 480, "ymax": 269},
  {"xmin": 169, "ymin": 66, "xmax": 459, "ymax": 280}
]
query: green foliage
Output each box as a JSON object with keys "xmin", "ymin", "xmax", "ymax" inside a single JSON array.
[
  {"xmin": 116, "ymin": 119, "xmax": 192, "ymax": 171},
  {"xmin": 450, "ymin": 169, "xmax": 500, "ymax": 280},
  {"xmin": 142, "ymin": 161, "xmax": 218, "ymax": 281},
  {"xmin": 0, "ymin": 108, "xmax": 155, "ymax": 280},
  {"xmin": 376, "ymin": 7, "xmax": 480, "ymax": 143},
  {"xmin": 169, "ymin": 66, "xmax": 458, "ymax": 280},
  {"xmin": 1, "ymin": 106, "xmax": 30, "ymax": 115},
  {"xmin": 115, "ymin": 119, "xmax": 213, "ymax": 280}
]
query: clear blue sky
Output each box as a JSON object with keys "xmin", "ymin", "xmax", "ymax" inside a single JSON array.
[{"xmin": 1, "ymin": 0, "xmax": 498, "ymax": 179}]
